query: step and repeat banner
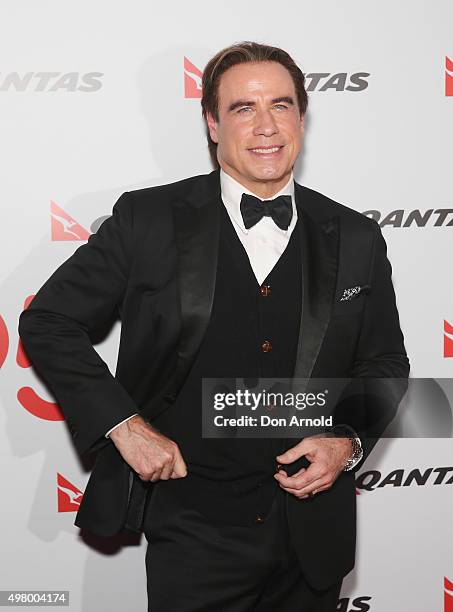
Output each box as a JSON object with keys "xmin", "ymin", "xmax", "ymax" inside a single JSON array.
[{"xmin": 0, "ymin": 1, "xmax": 451, "ymax": 611}]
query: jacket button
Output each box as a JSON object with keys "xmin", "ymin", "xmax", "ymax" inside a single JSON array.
[
  {"xmin": 261, "ymin": 340, "xmax": 272, "ymax": 352},
  {"xmin": 260, "ymin": 284, "xmax": 271, "ymax": 297},
  {"xmin": 255, "ymin": 514, "xmax": 265, "ymax": 524}
]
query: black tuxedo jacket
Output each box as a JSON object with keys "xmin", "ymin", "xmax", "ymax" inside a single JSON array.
[{"xmin": 18, "ymin": 169, "xmax": 409, "ymax": 589}]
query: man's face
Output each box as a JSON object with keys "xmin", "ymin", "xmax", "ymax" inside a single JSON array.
[{"xmin": 206, "ymin": 61, "xmax": 304, "ymax": 198}]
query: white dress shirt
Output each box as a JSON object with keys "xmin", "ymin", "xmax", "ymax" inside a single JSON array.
[{"xmin": 220, "ymin": 168, "xmax": 297, "ymax": 285}]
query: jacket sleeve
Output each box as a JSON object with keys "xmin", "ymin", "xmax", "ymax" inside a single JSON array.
[
  {"xmin": 332, "ymin": 221, "xmax": 410, "ymax": 469},
  {"xmin": 18, "ymin": 192, "xmax": 140, "ymax": 457}
]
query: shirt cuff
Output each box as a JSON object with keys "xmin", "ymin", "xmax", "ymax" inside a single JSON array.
[{"xmin": 105, "ymin": 413, "xmax": 139, "ymax": 438}]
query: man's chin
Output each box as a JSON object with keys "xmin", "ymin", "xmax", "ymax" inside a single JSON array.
[
  {"xmin": 221, "ymin": 163, "xmax": 291, "ymax": 189},
  {"xmin": 247, "ymin": 169, "xmax": 291, "ymax": 184}
]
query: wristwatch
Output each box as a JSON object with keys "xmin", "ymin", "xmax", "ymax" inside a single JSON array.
[{"xmin": 330, "ymin": 424, "xmax": 364, "ymax": 471}]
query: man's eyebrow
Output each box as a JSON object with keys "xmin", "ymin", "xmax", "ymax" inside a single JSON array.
[
  {"xmin": 228, "ymin": 99, "xmax": 255, "ymax": 112},
  {"xmin": 227, "ymin": 96, "xmax": 295, "ymax": 113},
  {"xmin": 271, "ymin": 96, "xmax": 295, "ymax": 106}
]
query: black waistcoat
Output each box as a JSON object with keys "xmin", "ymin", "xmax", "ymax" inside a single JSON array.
[{"xmin": 152, "ymin": 202, "xmax": 302, "ymax": 524}]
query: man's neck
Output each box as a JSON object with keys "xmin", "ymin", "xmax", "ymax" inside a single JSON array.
[{"xmin": 220, "ymin": 167, "xmax": 293, "ymax": 199}]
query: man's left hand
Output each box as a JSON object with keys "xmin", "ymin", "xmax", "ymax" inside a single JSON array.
[{"xmin": 274, "ymin": 436, "xmax": 352, "ymax": 499}]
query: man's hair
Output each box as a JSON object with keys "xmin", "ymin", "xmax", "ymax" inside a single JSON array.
[{"xmin": 201, "ymin": 41, "xmax": 308, "ymax": 167}]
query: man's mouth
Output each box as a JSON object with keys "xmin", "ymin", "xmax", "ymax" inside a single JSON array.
[{"xmin": 248, "ymin": 145, "xmax": 284, "ymax": 156}]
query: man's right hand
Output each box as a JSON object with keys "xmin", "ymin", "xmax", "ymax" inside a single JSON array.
[{"xmin": 109, "ymin": 415, "xmax": 187, "ymax": 482}]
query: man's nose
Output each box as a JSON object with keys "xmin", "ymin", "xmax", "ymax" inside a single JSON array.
[{"xmin": 253, "ymin": 110, "xmax": 278, "ymax": 137}]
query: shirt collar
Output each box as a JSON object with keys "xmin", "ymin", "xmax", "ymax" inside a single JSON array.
[{"xmin": 220, "ymin": 168, "xmax": 296, "ymax": 235}]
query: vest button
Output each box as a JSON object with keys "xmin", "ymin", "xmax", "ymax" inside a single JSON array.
[
  {"xmin": 260, "ymin": 284, "xmax": 271, "ymax": 297},
  {"xmin": 255, "ymin": 514, "xmax": 265, "ymax": 524},
  {"xmin": 261, "ymin": 340, "xmax": 272, "ymax": 353}
]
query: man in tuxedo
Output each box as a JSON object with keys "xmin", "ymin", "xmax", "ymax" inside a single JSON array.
[{"xmin": 19, "ymin": 41, "xmax": 409, "ymax": 611}]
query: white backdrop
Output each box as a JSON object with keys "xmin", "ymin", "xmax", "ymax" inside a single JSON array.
[{"xmin": 0, "ymin": 1, "xmax": 452, "ymax": 610}]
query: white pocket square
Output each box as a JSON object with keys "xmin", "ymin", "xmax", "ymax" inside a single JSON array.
[{"xmin": 339, "ymin": 284, "xmax": 371, "ymax": 301}]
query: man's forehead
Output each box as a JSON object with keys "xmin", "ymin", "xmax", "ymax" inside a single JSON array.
[
  {"xmin": 218, "ymin": 62, "xmax": 295, "ymax": 102},
  {"xmin": 220, "ymin": 61, "xmax": 293, "ymax": 85}
]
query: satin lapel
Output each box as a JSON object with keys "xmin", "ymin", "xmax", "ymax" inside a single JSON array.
[
  {"xmin": 168, "ymin": 171, "xmax": 221, "ymax": 399},
  {"xmin": 293, "ymin": 183, "xmax": 339, "ymax": 381}
]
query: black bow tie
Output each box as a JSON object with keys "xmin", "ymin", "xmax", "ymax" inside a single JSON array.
[{"xmin": 240, "ymin": 193, "xmax": 293, "ymax": 230}]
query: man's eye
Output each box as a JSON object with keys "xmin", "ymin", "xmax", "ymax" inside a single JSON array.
[
  {"xmin": 237, "ymin": 107, "xmax": 252, "ymax": 113},
  {"xmin": 274, "ymin": 104, "xmax": 288, "ymax": 110}
]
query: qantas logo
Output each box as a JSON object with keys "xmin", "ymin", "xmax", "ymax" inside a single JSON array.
[
  {"xmin": 57, "ymin": 473, "xmax": 84, "ymax": 512},
  {"xmin": 444, "ymin": 321, "xmax": 453, "ymax": 358},
  {"xmin": 446, "ymin": 57, "xmax": 453, "ymax": 97},
  {"xmin": 304, "ymin": 72, "xmax": 369, "ymax": 92},
  {"xmin": 445, "ymin": 577, "xmax": 453, "ymax": 612},
  {"xmin": 0, "ymin": 72, "xmax": 103, "ymax": 93},
  {"xmin": 337, "ymin": 596, "xmax": 372, "ymax": 611},
  {"xmin": 363, "ymin": 208, "xmax": 453, "ymax": 228},
  {"xmin": 51, "ymin": 201, "xmax": 91, "ymax": 241},
  {"xmin": 356, "ymin": 467, "xmax": 453, "ymax": 491},
  {"xmin": 183, "ymin": 57, "xmax": 370, "ymax": 98},
  {"xmin": 184, "ymin": 57, "xmax": 202, "ymax": 98}
]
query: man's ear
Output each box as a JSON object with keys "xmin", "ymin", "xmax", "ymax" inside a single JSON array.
[
  {"xmin": 206, "ymin": 112, "xmax": 219, "ymax": 144},
  {"xmin": 300, "ymin": 113, "xmax": 305, "ymax": 134}
]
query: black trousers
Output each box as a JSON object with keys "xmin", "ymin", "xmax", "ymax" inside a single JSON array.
[{"xmin": 143, "ymin": 482, "xmax": 342, "ymax": 611}]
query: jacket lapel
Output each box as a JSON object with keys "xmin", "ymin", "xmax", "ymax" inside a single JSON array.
[
  {"xmin": 292, "ymin": 182, "xmax": 339, "ymax": 381},
  {"xmin": 168, "ymin": 170, "xmax": 222, "ymax": 399}
]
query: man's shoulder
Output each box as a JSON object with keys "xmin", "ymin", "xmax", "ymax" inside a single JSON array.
[
  {"xmin": 297, "ymin": 183, "xmax": 378, "ymax": 234},
  {"xmin": 111, "ymin": 172, "xmax": 216, "ymax": 227},
  {"xmin": 125, "ymin": 171, "xmax": 214, "ymax": 206}
]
